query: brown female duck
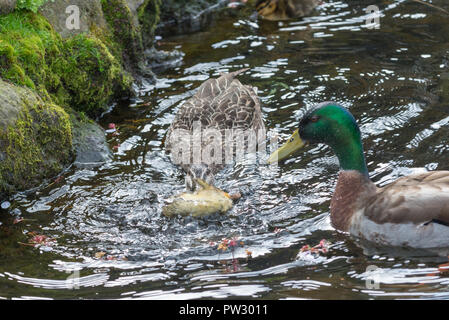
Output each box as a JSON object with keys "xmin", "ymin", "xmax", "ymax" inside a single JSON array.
[{"xmin": 163, "ymin": 69, "xmax": 265, "ymax": 217}]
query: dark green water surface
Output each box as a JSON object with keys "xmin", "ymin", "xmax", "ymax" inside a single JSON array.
[{"xmin": 1, "ymin": 0, "xmax": 449, "ymax": 299}]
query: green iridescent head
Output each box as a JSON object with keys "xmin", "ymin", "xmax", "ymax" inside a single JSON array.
[{"xmin": 268, "ymin": 102, "xmax": 368, "ymax": 176}]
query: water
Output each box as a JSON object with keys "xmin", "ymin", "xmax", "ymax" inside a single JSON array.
[{"xmin": 1, "ymin": 0, "xmax": 449, "ymax": 299}]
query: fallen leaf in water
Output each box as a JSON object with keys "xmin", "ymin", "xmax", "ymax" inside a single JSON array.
[
  {"xmin": 29, "ymin": 235, "xmax": 51, "ymax": 245},
  {"xmin": 20, "ymin": 232, "xmax": 56, "ymax": 247},
  {"xmin": 106, "ymin": 123, "xmax": 117, "ymax": 134},
  {"xmin": 93, "ymin": 251, "xmax": 128, "ymax": 261},
  {"xmin": 13, "ymin": 218, "xmax": 24, "ymax": 224},
  {"xmin": 95, "ymin": 251, "xmax": 106, "ymax": 259},
  {"xmin": 217, "ymin": 243, "xmax": 228, "ymax": 252},
  {"xmin": 105, "ymin": 255, "xmax": 128, "ymax": 261},
  {"xmin": 54, "ymin": 175, "xmax": 64, "ymax": 184},
  {"xmin": 300, "ymin": 239, "xmax": 330, "ymax": 255}
]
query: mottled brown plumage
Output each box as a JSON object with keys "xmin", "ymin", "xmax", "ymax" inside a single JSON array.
[{"xmin": 165, "ymin": 68, "xmax": 265, "ymax": 190}]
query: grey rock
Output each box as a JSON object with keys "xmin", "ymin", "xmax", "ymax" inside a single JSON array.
[
  {"xmin": 0, "ymin": 79, "xmax": 73, "ymax": 197},
  {"xmin": 126, "ymin": 0, "xmax": 146, "ymax": 27},
  {"xmin": 0, "ymin": 0, "xmax": 16, "ymax": 15},
  {"xmin": 144, "ymin": 47, "xmax": 184, "ymax": 73},
  {"xmin": 72, "ymin": 120, "xmax": 112, "ymax": 167},
  {"xmin": 39, "ymin": 0, "xmax": 107, "ymax": 38}
]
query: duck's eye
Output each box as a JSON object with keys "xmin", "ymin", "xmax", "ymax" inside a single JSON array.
[{"xmin": 310, "ymin": 115, "xmax": 319, "ymax": 123}]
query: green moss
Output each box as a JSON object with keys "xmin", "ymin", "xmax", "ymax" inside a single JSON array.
[
  {"xmin": 16, "ymin": 0, "xmax": 51, "ymax": 13},
  {"xmin": 0, "ymin": 86, "xmax": 72, "ymax": 194},
  {"xmin": 0, "ymin": 10, "xmax": 132, "ymax": 117},
  {"xmin": 4, "ymin": 64, "xmax": 35, "ymax": 88},
  {"xmin": 101, "ymin": 0, "xmax": 144, "ymax": 67},
  {"xmin": 0, "ymin": 5, "xmax": 162, "ymax": 197},
  {"xmin": 54, "ymin": 34, "xmax": 132, "ymax": 114},
  {"xmin": 89, "ymin": 22, "xmax": 123, "ymax": 66},
  {"xmin": 0, "ymin": 41, "xmax": 15, "ymax": 64},
  {"xmin": 138, "ymin": 0, "xmax": 161, "ymax": 46}
]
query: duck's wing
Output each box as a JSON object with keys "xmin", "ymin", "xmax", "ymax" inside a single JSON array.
[
  {"xmin": 167, "ymin": 68, "xmax": 262, "ymax": 132},
  {"xmin": 363, "ymin": 171, "xmax": 449, "ymax": 226},
  {"xmin": 200, "ymin": 70, "xmax": 263, "ymax": 132}
]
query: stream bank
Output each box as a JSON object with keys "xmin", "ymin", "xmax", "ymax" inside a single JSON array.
[{"xmin": 0, "ymin": 0, "xmax": 231, "ymax": 202}]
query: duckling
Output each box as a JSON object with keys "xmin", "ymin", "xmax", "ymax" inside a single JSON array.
[{"xmin": 255, "ymin": 0, "xmax": 320, "ymax": 20}]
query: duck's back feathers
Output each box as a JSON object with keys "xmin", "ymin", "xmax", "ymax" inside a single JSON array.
[
  {"xmin": 364, "ymin": 171, "xmax": 449, "ymax": 226},
  {"xmin": 166, "ymin": 69, "xmax": 265, "ymax": 189},
  {"xmin": 166, "ymin": 68, "xmax": 263, "ymax": 135}
]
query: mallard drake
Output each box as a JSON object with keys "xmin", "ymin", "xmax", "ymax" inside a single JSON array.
[
  {"xmin": 268, "ymin": 102, "xmax": 449, "ymax": 251},
  {"xmin": 255, "ymin": 0, "xmax": 320, "ymax": 20},
  {"xmin": 164, "ymin": 68, "xmax": 265, "ymax": 217}
]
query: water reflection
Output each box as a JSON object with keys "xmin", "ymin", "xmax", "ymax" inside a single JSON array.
[{"xmin": 1, "ymin": 0, "xmax": 449, "ymax": 299}]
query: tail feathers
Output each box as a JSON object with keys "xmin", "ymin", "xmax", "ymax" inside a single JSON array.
[
  {"xmin": 228, "ymin": 68, "xmax": 250, "ymax": 78},
  {"xmin": 424, "ymin": 219, "xmax": 449, "ymax": 227},
  {"xmin": 196, "ymin": 68, "xmax": 250, "ymax": 100}
]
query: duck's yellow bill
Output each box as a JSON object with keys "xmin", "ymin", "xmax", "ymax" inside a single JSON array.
[{"xmin": 267, "ymin": 129, "xmax": 306, "ymax": 164}]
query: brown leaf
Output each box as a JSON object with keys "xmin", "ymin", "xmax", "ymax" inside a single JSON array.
[{"xmin": 95, "ymin": 251, "xmax": 106, "ymax": 259}]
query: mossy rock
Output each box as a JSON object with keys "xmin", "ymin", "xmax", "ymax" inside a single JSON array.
[
  {"xmin": 0, "ymin": 79, "xmax": 73, "ymax": 199},
  {"xmin": 71, "ymin": 117, "xmax": 112, "ymax": 166},
  {"xmin": 56, "ymin": 34, "xmax": 133, "ymax": 114},
  {"xmin": 101, "ymin": 0, "xmax": 145, "ymax": 68},
  {"xmin": 0, "ymin": 10, "xmax": 132, "ymax": 117},
  {"xmin": 137, "ymin": 0, "xmax": 161, "ymax": 48},
  {"xmin": 39, "ymin": 0, "xmax": 107, "ymax": 38}
]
